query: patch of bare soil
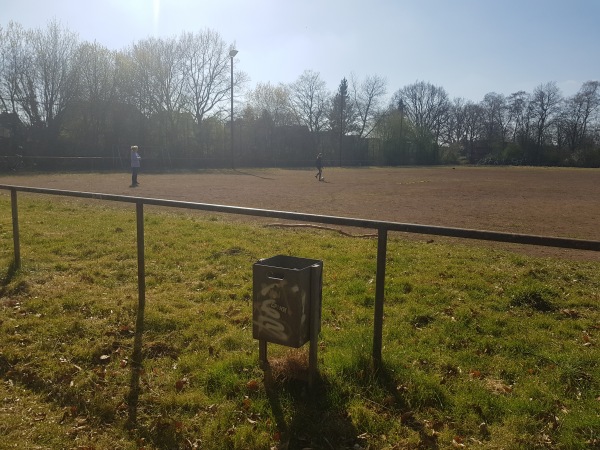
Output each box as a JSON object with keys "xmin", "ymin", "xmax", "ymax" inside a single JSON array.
[{"xmin": 1, "ymin": 166, "xmax": 598, "ymax": 260}]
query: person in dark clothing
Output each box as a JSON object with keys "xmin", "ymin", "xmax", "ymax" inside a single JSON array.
[
  {"xmin": 315, "ymin": 153, "xmax": 323, "ymax": 181},
  {"xmin": 130, "ymin": 145, "xmax": 141, "ymax": 187}
]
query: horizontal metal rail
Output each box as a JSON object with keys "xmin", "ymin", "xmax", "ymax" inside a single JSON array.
[
  {"xmin": 1, "ymin": 184, "xmax": 599, "ymax": 371},
  {"xmin": 2, "ymin": 184, "xmax": 599, "ymax": 251}
]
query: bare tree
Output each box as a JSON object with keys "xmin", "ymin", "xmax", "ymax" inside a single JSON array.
[
  {"xmin": 480, "ymin": 92, "xmax": 510, "ymax": 146},
  {"xmin": 529, "ymin": 82, "xmax": 562, "ymax": 151},
  {"xmin": 289, "ymin": 69, "xmax": 330, "ymax": 134},
  {"xmin": 350, "ymin": 73, "xmax": 387, "ymax": 138},
  {"xmin": 392, "ymin": 81, "xmax": 449, "ymax": 141},
  {"xmin": 442, "ymin": 97, "xmax": 468, "ymax": 146},
  {"xmin": 117, "ymin": 36, "xmax": 191, "ymax": 150},
  {"xmin": 246, "ymin": 82, "xmax": 295, "ymax": 127},
  {"xmin": 74, "ymin": 41, "xmax": 117, "ymax": 151},
  {"xmin": 463, "ymin": 102, "xmax": 484, "ymax": 163},
  {"xmin": 560, "ymin": 80, "xmax": 600, "ymax": 153},
  {"xmin": 391, "ymin": 81, "xmax": 449, "ymax": 163},
  {"xmin": 180, "ymin": 29, "xmax": 244, "ymax": 125},
  {"xmin": 26, "ymin": 19, "xmax": 80, "ymax": 140},
  {"xmin": 506, "ymin": 90, "xmax": 531, "ymax": 145},
  {"xmin": 0, "ymin": 22, "xmax": 27, "ymax": 115},
  {"xmin": 119, "ymin": 41, "xmax": 155, "ymax": 120},
  {"xmin": 141, "ymin": 37, "xmax": 186, "ymax": 117},
  {"xmin": 372, "ymin": 102, "xmax": 416, "ymax": 165},
  {"xmin": 132, "ymin": 36, "xmax": 188, "ymax": 154}
]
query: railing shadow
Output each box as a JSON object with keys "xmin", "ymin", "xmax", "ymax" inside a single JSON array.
[
  {"xmin": 373, "ymin": 361, "xmax": 446, "ymax": 449},
  {"xmin": 0, "ymin": 260, "xmax": 19, "ymax": 292},
  {"xmin": 126, "ymin": 328, "xmax": 144, "ymax": 429}
]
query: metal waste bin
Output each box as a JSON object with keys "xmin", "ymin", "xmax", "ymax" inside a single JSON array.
[{"xmin": 252, "ymin": 255, "xmax": 322, "ymax": 348}]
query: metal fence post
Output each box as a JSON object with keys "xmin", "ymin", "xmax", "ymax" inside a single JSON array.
[
  {"xmin": 128, "ymin": 200, "xmax": 146, "ymax": 426},
  {"xmin": 10, "ymin": 188, "xmax": 21, "ymax": 270},
  {"xmin": 136, "ymin": 201, "xmax": 146, "ymax": 314},
  {"xmin": 373, "ymin": 227, "xmax": 387, "ymax": 369}
]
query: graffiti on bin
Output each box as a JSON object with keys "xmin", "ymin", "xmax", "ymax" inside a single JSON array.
[{"xmin": 253, "ymin": 279, "xmax": 307, "ymax": 344}]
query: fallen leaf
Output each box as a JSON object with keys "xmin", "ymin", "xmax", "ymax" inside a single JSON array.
[
  {"xmin": 246, "ymin": 380, "xmax": 260, "ymax": 391},
  {"xmin": 479, "ymin": 422, "xmax": 489, "ymax": 435},
  {"xmin": 119, "ymin": 325, "xmax": 134, "ymax": 335},
  {"xmin": 560, "ymin": 309, "xmax": 579, "ymax": 318},
  {"xmin": 452, "ymin": 435, "xmax": 465, "ymax": 447},
  {"xmin": 485, "ymin": 378, "xmax": 513, "ymax": 394},
  {"xmin": 175, "ymin": 378, "xmax": 187, "ymax": 392}
]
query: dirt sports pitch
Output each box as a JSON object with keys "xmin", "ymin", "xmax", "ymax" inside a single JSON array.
[{"xmin": 1, "ymin": 166, "xmax": 598, "ymax": 260}]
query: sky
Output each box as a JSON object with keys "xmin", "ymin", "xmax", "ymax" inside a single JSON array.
[{"xmin": 2, "ymin": 0, "xmax": 599, "ymax": 103}]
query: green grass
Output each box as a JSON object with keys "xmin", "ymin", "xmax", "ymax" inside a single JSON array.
[{"xmin": 0, "ymin": 193, "xmax": 599, "ymax": 449}]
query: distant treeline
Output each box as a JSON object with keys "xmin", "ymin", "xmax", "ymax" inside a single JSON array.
[{"xmin": 1, "ymin": 19, "xmax": 599, "ymax": 171}]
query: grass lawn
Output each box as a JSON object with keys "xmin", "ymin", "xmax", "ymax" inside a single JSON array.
[{"xmin": 0, "ymin": 189, "xmax": 599, "ymax": 449}]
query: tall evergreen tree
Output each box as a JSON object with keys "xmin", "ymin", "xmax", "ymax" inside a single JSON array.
[{"xmin": 329, "ymin": 77, "xmax": 355, "ymax": 165}]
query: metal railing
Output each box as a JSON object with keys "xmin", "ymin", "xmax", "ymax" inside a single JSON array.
[{"xmin": 2, "ymin": 184, "xmax": 600, "ymax": 368}]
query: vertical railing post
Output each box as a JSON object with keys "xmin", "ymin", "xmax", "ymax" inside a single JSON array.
[
  {"xmin": 128, "ymin": 200, "xmax": 146, "ymax": 427},
  {"xmin": 10, "ymin": 188, "xmax": 21, "ymax": 270},
  {"xmin": 373, "ymin": 227, "xmax": 387, "ymax": 370},
  {"xmin": 135, "ymin": 201, "xmax": 146, "ymax": 320}
]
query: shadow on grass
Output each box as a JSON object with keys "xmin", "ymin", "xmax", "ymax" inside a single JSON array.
[
  {"xmin": 261, "ymin": 355, "xmax": 448, "ymax": 449},
  {"xmin": 126, "ymin": 329, "xmax": 144, "ymax": 430},
  {"xmin": 372, "ymin": 360, "xmax": 446, "ymax": 449},
  {"xmin": 0, "ymin": 260, "xmax": 20, "ymax": 295},
  {"xmin": 316, "ymin": 353, "xmax": 446, "ymax": 449},
  {"xmin": 263, "ymin": 364, "xmax": 359, "ymax": 450}
]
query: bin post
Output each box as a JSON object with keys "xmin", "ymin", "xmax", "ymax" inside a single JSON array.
[
  {"xmin": 308, "ymin": 263, "xmax": 322, "ymax": 388},
  {"xmin": 259, "ymin": 339, "xmax": 267, "ymax": 368}
]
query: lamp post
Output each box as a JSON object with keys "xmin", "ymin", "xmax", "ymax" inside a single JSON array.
[
  {"xmin": 398, "ymin": 99, "xmax": 404, "ymax": 163},
  {"xmin": 229, "ymin": 48, "xmax": 238, "ymax": 170}
]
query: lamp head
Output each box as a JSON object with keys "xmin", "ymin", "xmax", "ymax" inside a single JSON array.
[{"xmin": 229, "ymin": 49, "xmax": 238, "ymax": 57}]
